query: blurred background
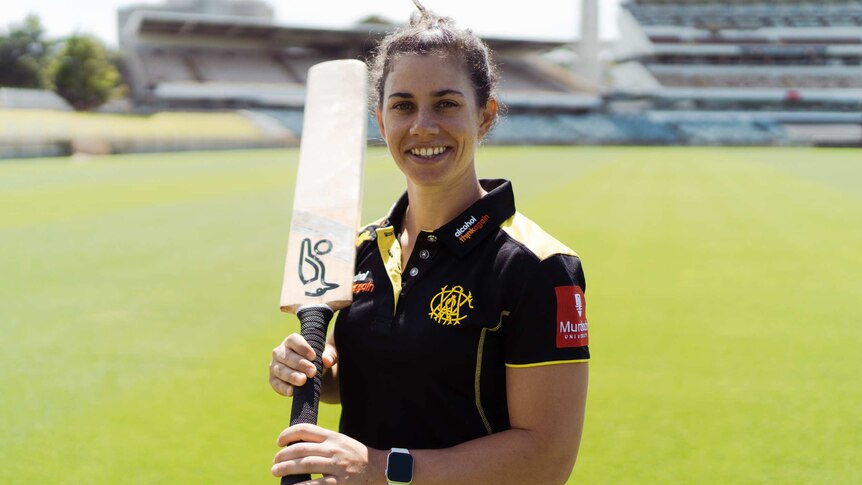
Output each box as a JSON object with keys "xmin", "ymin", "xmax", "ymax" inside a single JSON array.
[
  {"xmin": 1, "ymin": 0, "xmax": 860, "ymax": 154},
  {"xmin": 1, "ymin": 1, "xmax": 860, "ymax": 484}
]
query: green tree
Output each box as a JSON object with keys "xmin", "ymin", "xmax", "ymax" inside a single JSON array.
[
  {"xmin": 0, "ymin": 14, "xmax": 51, "ymax": 88},
  {"xmin": 46, "ymin": 35, "xmax": 122, "ymax": 111}
]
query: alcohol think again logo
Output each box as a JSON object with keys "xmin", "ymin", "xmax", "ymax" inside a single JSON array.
[{"xmin": 428, "ymin": 285, "xmax": 474, "ymax": 325}]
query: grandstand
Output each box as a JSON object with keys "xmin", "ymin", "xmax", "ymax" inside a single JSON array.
[
  {"xmin": 118, "ymin": 1, "xmax": 596, "ymax": 112},
  {"xmin": 612, "ymin": 0, "xmax": 862, "ymax": 146},
  {"xmin": 113, "ymin": 0, "xmax": 618, "ymax": 147},
  {"xmin": 7, "ymin": 0, "xmax": 858, "ymax": 154}
]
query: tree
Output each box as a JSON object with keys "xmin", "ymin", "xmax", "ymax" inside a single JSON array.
[
  {"xmin": 356, "ymin": 14, "xmax": 396, "ymax": 26},
  {"xmin": 46, "ymin": 35, "xmax": 122, "ymax": 111},
  {"xmin": 0, "ymin": 14, "xmax": 51, "ymax": 88}
]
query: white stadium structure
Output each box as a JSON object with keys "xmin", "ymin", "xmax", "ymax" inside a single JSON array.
[
  {"xmin": 4, "ymin": 0, "xmax": 859, "ymax": 151},
  {"xmin": 612, "ymin": 0, "xmax": 862, "ymax": 145},
  {"xmin": 110, "ymin": 0, "xmax": 855, "ymax": 146},
  {"xmin": 117, "ymin": 0, "xmax": 603, "ymax": 145}
]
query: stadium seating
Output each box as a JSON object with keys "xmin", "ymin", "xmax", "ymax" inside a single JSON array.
[
  {"xmin": 616, "ymin": 0, "xmax": 862, "ymax": 144},
  {"xmin": 192, "ymin": 50, "xmax": 292, "ymax": 83},
  {"xmin": 138, "ymin": 48, "xmax": 195, "ymax": 83}
]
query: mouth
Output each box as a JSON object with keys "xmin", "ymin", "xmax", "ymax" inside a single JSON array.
[{"xmin": 407, "ymin": 146, "xmax": 451, "ymax": 161}]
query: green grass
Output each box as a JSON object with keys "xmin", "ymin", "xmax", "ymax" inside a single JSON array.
[
  {"xmin": 0, "ymin": 109, "xmax": 267, "ymax": 140},
  {"xmin": 1, "ymin": 146, "xmax": 860, "ymax": 484}
]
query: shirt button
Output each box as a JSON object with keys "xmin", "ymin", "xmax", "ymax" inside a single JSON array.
[
  {"xmin": 409, "ymin": 267, "xmax": 419, "ymax": 277},
  {"xmin": 427, "ymin": 234, "xmax": 438, "ymax": 243},
  {"xmin": 419, "ymin": 249, "xmax": 430, "ymax": 260}
]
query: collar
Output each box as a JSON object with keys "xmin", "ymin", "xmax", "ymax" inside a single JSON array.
[{"xmin": 383, "ymin": 179, "xmax": 516, "ymax": 258}]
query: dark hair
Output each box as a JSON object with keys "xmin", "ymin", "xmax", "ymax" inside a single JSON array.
[{"xmin": 369, "ymin": 1, "xmax": 501, "ymax": 121}]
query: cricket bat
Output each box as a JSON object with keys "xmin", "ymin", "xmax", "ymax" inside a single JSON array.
[{"xmin": 279, "ymin": 59, "xmax": 367, "ymax": 485}]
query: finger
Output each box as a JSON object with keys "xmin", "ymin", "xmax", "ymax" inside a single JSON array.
[
  {"xmin": 274, "ymin": 338, "xmax": 317, "ymax": 377},
  {"xmin": 271, "ymin": 350, "xmax": 316, "ymax": 380},
  {"xmin": 285, "ymin": 333, "xmax": 317, "ymax": 361},
  {"xmin": 270, "ymin": 361, "xmax": 310, "ymax": 387},
  {"xmin": 269, "ymin": 374, "xmax": 294, "ymax": 397},
  {"xmin": 273, "ymin": 441, "xmax": 334, "ymax": 463},
  {"xmin": 270, "ymin": 455, "xmax": 332, "ymax": 479},
  {"xmin": 277, "ymin": 423, "xmax": 329, "ymax": 447}
]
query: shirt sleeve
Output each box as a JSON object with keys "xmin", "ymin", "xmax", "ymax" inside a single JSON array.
[{"xmin": 503, "ymin": 254, "xmax": 590, "ymax": 367}]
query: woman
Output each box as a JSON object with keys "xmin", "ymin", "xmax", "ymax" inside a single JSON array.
[{"xmin": 269, "ymin": 3, "xmax": 590, "ymax": 483}]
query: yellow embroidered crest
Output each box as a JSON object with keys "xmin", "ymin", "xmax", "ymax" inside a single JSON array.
[{"xmin": 428, "ymin": 285, "xmax": 474, "ymax": 325}]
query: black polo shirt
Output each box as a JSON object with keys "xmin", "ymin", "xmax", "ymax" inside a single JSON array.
[{"xmin": 333, "ymin": 179, "xmax": 589, "ymax": 450}]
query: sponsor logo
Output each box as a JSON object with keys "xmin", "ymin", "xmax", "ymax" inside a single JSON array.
[
  {"xmin": 298, "ymin": 237, "xmax": 339, "ymax": 297},
  {"xmin": 352, "ymin": 270, "xmax": 374, "ymax": 294},
  {"xmin": 428, "ymin": 285, "xmax": 474, "ymax": 325},
  {"xmin": 555, "ymin": 286, "xmax": 588, "ymax": 348},
  {"xmin": 353, "ymin": 271, "xmax": 370, "ymax": 282},
  {"xmin": 454, "ymin": 214, "xmax": 490, "ymax": 243}
]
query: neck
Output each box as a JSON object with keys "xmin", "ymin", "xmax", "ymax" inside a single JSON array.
[{"xmin": 403, "ymin": 175, "xmax": 485, "ymax": 235}]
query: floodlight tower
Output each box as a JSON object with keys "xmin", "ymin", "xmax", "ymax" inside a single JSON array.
[{"xmin": 577, "ymin": 0, "xmax": 601, "ymax": 88}]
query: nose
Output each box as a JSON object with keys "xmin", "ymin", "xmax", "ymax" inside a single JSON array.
[{"xmin": 409, "ymin": 107, "xmax": 439, "ymax": 136}]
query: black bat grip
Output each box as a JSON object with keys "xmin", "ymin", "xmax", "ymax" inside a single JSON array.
[{"xmin": 281, "ymin": 305, "xmax": 334, "ymax": 485}]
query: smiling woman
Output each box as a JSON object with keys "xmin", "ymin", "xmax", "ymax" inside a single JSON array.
[
  {"xmin": 377, "ymin": 54, "xmax": 495, "ymax": 192},
  {"xmin": 268, "ymin": 2, "xmax": 590, "ymax": 484}
]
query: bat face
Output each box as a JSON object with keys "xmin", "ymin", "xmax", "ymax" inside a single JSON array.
[{"xmin": 280, "ymin": 59, "xmax": 367, "ymax": 313}]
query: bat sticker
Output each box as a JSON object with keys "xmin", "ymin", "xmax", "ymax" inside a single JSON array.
[{"xmin": 298, "ymin": 237, "xmax": 341, "ymax": 297}]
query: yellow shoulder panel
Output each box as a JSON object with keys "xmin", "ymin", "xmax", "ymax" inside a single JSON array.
[
  {"xmin": 355, "ymin": 216, "xmax": 389, "ymax": 246},
  {"xmin": 500, "ymin": 212, "xmax": 577, "ymax": 261}
]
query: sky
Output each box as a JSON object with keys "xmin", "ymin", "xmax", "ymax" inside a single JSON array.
[{"xmin": 0, "ymin": 0, "xmax": 622, "ymax": 47}]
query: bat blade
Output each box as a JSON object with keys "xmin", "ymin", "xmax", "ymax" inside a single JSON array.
[
  {"xmin": 280, "ymin": 59, "xmax": 367, "ymax": 314},
  {"xmin": 278, "ymin": 59, "xmax": 367, "ymax": 485}
]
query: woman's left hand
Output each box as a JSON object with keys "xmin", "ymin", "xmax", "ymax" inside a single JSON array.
[{"xmin": 272, "ymin": 423, "xmax": 383, "ymax": 484}]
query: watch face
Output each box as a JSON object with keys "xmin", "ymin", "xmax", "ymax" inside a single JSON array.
[{"xmin": 387, "ymin": 452, "xmax": 413, "ymax": 483}]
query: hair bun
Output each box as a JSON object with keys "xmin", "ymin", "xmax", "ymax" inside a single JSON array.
[{"xmin": 411, "ymin": 0, "xmax": 427, "ymax": 14}]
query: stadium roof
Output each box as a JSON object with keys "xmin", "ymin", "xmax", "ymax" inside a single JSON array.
[{"xmin": 123, "ymin": 10, "xmax": 569, "ymax": 53}]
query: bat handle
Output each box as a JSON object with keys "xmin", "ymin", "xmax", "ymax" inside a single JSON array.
[{"xmin": 281, "ymin": 304, "xmax": 334, "ymax": 485}]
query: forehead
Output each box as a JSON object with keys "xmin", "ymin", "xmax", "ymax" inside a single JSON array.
[{"xmin": 384, "ymin": 53, "xmax": 473, "ymax": 95}]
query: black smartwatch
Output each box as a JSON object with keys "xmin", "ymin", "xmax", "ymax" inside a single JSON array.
[{"xmin": 385, "ymin": 448, "xmax": 414, "ymax": 485}]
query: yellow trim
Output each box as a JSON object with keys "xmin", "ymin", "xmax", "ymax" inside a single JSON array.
[
  {"xmin": 376, "ymin": 227, "xmax": 403, "ymax": 310},
  {"xmin": 505, "ymin": 359, "xmax": 589, "ymax": 368},
  {"xmin": 500, "ymin": 212, "xmax": 577, "ymax": 261},
  {"xmin": 474, "ymin": 311, "xmax": 507, "ymax": 435}
]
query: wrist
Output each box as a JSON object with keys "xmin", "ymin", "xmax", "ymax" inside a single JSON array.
[{"xmin": 367, "ymin": 447, "xmax": 389, "ymax": 485}]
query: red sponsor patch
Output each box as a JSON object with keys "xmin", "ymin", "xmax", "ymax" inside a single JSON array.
[{"xmin": 555, "ymin": 286, "xmax": 588, "ymax": 348}]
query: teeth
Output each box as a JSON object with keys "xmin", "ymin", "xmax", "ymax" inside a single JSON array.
[{"xmin": 411, "ymin": 147, "xmax": 447, "ymax": 157}]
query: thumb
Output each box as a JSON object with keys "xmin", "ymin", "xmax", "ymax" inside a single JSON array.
[{"xmin": 321, "ymin": 346, "xmax": 338, "ymax": 370}]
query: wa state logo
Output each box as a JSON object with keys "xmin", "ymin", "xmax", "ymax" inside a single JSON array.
[{"xmin": 428, "ymin": 285, "xmax": 474, "ymax": 325}]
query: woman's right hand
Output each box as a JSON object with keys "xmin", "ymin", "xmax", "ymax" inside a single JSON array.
[{"xmin": 269, "ymin": 333, "xmax": 338, "ymax": 397}]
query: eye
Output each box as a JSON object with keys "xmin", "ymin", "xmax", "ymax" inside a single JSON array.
[
  {"xmin": 438, "ymin": 100, "xmax": 459, "ymax": 109},
  {"xmin": 392, "ymin": 101, "xmax": 414, "ymax": 111}
]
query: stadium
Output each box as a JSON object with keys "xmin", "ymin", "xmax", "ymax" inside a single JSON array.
[
  {"xmin": 1, "ymin": 1, "xmax": 861, "ymax": 484},
  {"xmin": 2, "ymin": 0, "xmax": 861, "ymax": 156}
]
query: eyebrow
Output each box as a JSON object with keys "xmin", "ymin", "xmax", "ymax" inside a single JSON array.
[{"xmin": 388, "ymin": 89, "xmax": 466, "ymax": 99}]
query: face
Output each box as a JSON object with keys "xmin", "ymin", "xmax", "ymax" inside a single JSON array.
[{"xmin": 377, "ymin": 53, "xmax": 496, "ymax": 189}]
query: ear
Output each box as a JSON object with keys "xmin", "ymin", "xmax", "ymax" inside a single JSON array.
[
  {"xmin": 375, "ymin": 107, "xmax": 386, "ymax": 139},
  {"xmin": 477, "ymin": 98, "xmax": 497, "ymax": 140}
]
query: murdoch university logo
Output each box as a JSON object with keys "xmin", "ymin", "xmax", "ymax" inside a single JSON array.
[
  {"xmin": 298, "ymin": 237, "xmax": 339, "ymax": 297},
  {"xmin": 428, "ymin": 285, "xmax": 474, "ymax": 325}
]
